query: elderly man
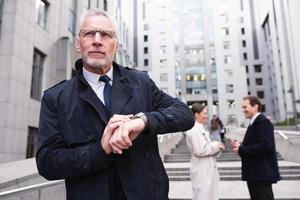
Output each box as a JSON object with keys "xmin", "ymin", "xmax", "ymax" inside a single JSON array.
[{"xmin": 36, "ymin": 9, "xmax": 194, "ymax": 200}]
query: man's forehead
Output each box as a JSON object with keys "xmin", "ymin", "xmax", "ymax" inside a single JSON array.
[
  {"xmin": 242, "ymin": 99, "xmax": 250, "ymax": 105},
  {"xmin": 81, "ymin": 15, "xmax": 114, "ymax": 29}
]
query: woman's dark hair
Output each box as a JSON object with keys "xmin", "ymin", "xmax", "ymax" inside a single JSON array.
[
  {"xmin": 210, "ymin": 118, "xmax": 219, "ymax": 131},
  {"xmin": 191, "ymin": 103, "xmax": 206, "ymax": 115},
  {"xmin": 243, "ymin": 95, "xmax": 261, "ymax": 112}
]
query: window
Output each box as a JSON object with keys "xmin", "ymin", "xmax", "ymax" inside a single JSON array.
[
  {"xmin": 35, "ymin": 0, "xmax": 49, "ymax": 29},
  {"xmin": 31, "ymin": 48, "xmax": 45, "ymax": 100},
  {"xmin": 26, "ymin": 127, "xmax": 38, "ymax": 158},
  {"xmin": 254, "ymin": 65, "xmax": 262, "ymax": 72},
  {"xmin": 241, "ymin": 27, "xmax": 245, "ymax": 35},
  {"xmin": 104, "ymin": 0, "xmax": 107, "ymax": 11},
  {"xmin": 84, "ymin": 0, "xmax": 90, "ymax": 9},
  {"xmin": 160, "ymin": 32, "xmax": 167, "ymax": 41},
  {"xmin": 227, "ymin": 100, "xmax": 236, "ymax": 109},
  {"xmin": 144, "ymin": 47, "xmax": 148, "ymax": 54},
  {"xmin": 245, "ymin": 65, "xmax": 248, "ymax": 73},
  {"xmin": 220, "ymin": 14, "xmax": 228, "ymax": 23},
  {"xmin": 222, "ymin": 27, "xmax": 229, "ymax": 36},
  {"xmin": 160, "ymin": 46, "xmax": 167, "ymax": 54},
  {"xmin": 261, "ymin": 104, "xmax": 266, "ymax": 112},
  {"xmin": 144, "ymin": 24, "xmax": 149, "ymax": 30},
  {"xmin": 160, "ymin": 59, "xmax": 167, "ymax": 67},
  {"xmin": 223, "ymin": 41, "xmax": 230, "ymax": 50},
  {"xmin": 242, "ymin": 40, "xmax": 246, "ymax": 47},
  {"xmin": 68, "ymin": 0, "xmax": 76, "ymax": 35},
  {"xmin": 257, "ymin": 91, "xmax": 265, "ymax": 98},
  {"xmin": 224, "ymin": 55, "xmax": 232, "ymax": 64},
  {"xmin": 144, "ymin": 35, "xmax": 148, "ymax": 42},
  {"xmin": 144, "ymin": 59, "xmax": 148, "ymax": 66},
  {"xmin": 255, "ymin": 78, "xmax": 263, "ymax": 86},
  {"xmin": 160, "ymin": 73, "xmax": 168, "ymax": 82},
  {"xmin": 243, "ymin": 52, "xmax": 247, "ymax": 60},
  {"xmin": 0, "ymin": 0, "xmax": 4, "ymax": 37},
  {"xmin": 247, "ymin": 78, "xmax": 250, "ymax": 86},
  {"xmin": 142, "ymin": 2, "xmax": 146, "ymax": 19},
  {"xmin": 226, "ymin": 84, "xmax": 234, "ymax": 93},
  {"xmin": 239, "ymin": 16, "xmax": 244, "ymax": 23},
  {"xmin": 225, "ymin": 69, "xmax": 233, "ymax": 78},
  {"xmin": 240, "ymin": 0, "xmax": 244, "ymax": 10}
]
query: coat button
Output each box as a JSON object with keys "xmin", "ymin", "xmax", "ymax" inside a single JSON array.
[
  {"xmin": 166, "ymin": 114, "xmax": 174, "ymax": 120},
  {"xmin": 87, "ymin": 135, "xmax": 95, "ymax": 142},
  {"xmin": 144, "ymin": 152, "xmax": 151, "ymax": 158},
  {"xmin": 83, "ymin": 163, "xmax": 89, "ymax": 169},
  {"xmin": 155, "ymin": 187, "xmax": 160, "ymax": 195}
]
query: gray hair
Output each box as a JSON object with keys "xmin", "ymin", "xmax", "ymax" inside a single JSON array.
[{"xmin": 78, "ymin": 9, "xmax": 117, "ymax": 35}]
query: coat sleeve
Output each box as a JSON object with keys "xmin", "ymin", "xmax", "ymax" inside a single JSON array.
[
  {"xmin": 36, "ymin": 93, "xmax": 115, "ymax": 180},
  {"xmin": 238, "ymin": 118, "xmax": 275, "ymax": 157},
  {"xmin": 186, "ymin": 129, "xmax": 220, "ymax": 158},
  {"xmin": 144, "ymin": 78, "xmax": 194, "ymax": 134}
]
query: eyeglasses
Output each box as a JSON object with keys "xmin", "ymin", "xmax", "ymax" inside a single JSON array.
[{"xmin": 79, "ymin": 29, "xmax": 116, "ymax": 40}]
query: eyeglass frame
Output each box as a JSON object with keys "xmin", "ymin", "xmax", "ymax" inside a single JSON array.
[{"xmin": 79, "ymin": 29, "xmax": 117, "ymax": 40}]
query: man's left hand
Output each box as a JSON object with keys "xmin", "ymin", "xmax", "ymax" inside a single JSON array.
[{"xmin": 109, "ymin": 118, "xmax": 145, "ymax": 154}]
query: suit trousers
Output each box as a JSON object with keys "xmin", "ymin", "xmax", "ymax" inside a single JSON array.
[{"xmin": 247, "ymin": 182, "xmax": 274, "ymax": 200}]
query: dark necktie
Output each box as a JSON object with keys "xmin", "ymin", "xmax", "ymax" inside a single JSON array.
[{"xmin": 99, "ymin": 75, "xmax": 111, "ymax": 116}]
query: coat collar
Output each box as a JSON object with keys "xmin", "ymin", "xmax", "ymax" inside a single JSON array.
[
  {"xmin": 110, "ymin": 62, "xmax": 135, "ymax": 115},
  {"xmin": 75, "ymin": 59, "xmax": 134, "ymax": 123}
]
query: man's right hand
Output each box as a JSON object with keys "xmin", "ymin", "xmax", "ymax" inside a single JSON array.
[{"xmin": 101, "ymin": 114, "xmax": 133, "ymax": 155}]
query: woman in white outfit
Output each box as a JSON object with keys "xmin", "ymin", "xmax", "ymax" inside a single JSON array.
[{"xmin": 186, "ymin": 103, "xmax": 225, "ymax": 200}]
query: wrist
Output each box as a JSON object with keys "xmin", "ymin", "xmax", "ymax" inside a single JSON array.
[{"xmin": 132, "ymin": 112, "xmax": 149, "ymax": 130}]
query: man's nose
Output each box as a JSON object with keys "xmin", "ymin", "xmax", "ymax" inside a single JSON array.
[{"xmin": 93, "ymin": 32, "xmax": 103, "ymax": 43}]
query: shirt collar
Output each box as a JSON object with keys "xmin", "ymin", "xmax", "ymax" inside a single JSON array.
[
  {"xmin": 83, "ymin": 67, "xmax": 113, "ymax": 85},
  {"xmin": 195, "ymin": 121, "xmax": 204, "ymax": 128},
  {"xmin": 250, "ymin": 112, "xmax": 260, "ymax": 125}
]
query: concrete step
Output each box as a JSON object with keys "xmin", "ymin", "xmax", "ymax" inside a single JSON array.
[
  {"xmin": 164, "ymin": 158, "xmax": 242, "ymax": 162},
  {"xmin": 165, "ymin": 165, "xmax": 300, "ymax": 171},
  {"xmin": 168, "ymin": 180, "xmax": 300, "ymax": 200},
  {"xmin": 166, "ymin": 137, "xmax": 300, "ymax": 200},
  {"xmin": 167, "ymin": 169, "xmax": 300, "ymax": 176},
  {"xmin": 168, "ymin": 174, "xmax": 300, "ymax": 181}
]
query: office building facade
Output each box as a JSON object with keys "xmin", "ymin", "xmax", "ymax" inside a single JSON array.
[{"xmin": 0, "ymin": 0, "xmax": 135, "ymax": 163}]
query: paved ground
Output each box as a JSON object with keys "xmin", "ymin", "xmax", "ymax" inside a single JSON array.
[{"xmin": 165, "ymin": 161, "xmax": 300, "ymax": 200}]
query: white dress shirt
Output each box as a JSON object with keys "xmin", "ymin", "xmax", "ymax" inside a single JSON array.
[{"xmin": 82, "ymin": 67, "xmax": 113, "ymax": 105}]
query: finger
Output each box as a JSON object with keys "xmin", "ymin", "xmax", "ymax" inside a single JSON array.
[
  {"xmin": 104, "ymin": 121, "xmax": 124, "ymax": 135},
  {"xmin": 110, "ymin": 114, "xmax": 134, "ymax": 122},
  {"xmin": 118, "ymin": 124, "xmax": 132, "ymax": 146},
  {"xmin": 109, "ymin": 130, "xmax": 130, "ymax": 151},
  {"xmin": 112, "ymin": 147, "xmax": 122, "ymax": 155}
]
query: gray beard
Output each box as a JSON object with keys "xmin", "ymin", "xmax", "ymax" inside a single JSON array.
[{"xmin": 86, "ymin": 58, "xmax": 107, "ymax": 68}]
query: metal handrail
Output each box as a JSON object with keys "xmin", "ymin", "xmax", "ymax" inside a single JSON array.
[
  {"xmin": 0, "ymin": 180, "xmax": 64, "ymax": 198},
  {"xmin": 275, "ymin": 130, "xmax": 289, "ymax": 140},
  {"xmin": 158, "ymin": 132, "xmax": 182, "ymax": 143}
]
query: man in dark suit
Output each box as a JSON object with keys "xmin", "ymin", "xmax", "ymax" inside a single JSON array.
[
  {"xmin": 232, "ymin": 96, "xmax": 280, "ymax": 200},
  {"xmin": 35, "ymin": 9, "xmax": 194, "ymax": 200}
]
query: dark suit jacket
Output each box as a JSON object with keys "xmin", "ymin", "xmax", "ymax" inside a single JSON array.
[
  {"xmin": 238, "ymin": 114, "xmax": 281, "ymax": 183},
  {"xmin": 36, "ymin": 60, "xmax": 194, "ymax": 200}
]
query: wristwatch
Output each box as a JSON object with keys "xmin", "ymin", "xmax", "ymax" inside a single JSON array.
[{"xmin": 133, "ymin": 112, "xmax": 149, "ymax": 130}]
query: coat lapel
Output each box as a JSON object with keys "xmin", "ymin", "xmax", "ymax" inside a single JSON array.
[
  {"xmin": 110, "ymin": 63, "xmax": 134, "ymax": 115},
  {"xmin": 78, "ymin": 73, "xmax": 108, "ymax": 124},
  {"xmin": 242, "ymin": 114, "xmax": 262, "ymax": 144}
]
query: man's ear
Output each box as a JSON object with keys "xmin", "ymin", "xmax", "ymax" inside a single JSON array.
[{"xmin": 254, "ymin": 104, "xmax": 259, "ymax": 112}]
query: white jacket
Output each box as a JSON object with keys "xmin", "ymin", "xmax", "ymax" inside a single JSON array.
[{"xmin": 186, "ymin": 122, "xmax": 221, "ymax": 200}]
